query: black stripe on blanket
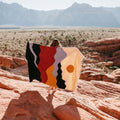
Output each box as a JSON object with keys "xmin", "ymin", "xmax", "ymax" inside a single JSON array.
[{"xmin": 26, "ymin": 42, "xmax": 41, "ymax": 82}]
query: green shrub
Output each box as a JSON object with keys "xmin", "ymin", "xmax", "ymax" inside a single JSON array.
[{"xmin": 109, "ymin": 66, "xmax": 119, "ymax": 70}]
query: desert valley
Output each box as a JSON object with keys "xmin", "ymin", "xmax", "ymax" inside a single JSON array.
[{"xmin": 0, "ymin": 28, "xmax": 120, "ymax": 120}]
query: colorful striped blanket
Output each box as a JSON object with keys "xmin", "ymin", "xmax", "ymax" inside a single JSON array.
[{"xmin": 26, "ymin": 42, "xmax": 84, "ymax": 91}]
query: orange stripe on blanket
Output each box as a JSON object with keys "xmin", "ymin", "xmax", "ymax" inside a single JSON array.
[{"xmin": 46, "ymin": 65, "xmax": 58, "ymax": 88}]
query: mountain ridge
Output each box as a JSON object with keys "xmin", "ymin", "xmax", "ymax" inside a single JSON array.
[{"xmin": 0, "ymin": 2, "xmax": 120, "ymax": 27}]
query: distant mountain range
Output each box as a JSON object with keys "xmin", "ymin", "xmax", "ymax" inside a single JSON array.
[{"xmin": 0, "ymin": 2, "xmax": 120, "ymax": 27}]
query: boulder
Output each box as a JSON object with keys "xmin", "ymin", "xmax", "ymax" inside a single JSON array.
[
  {"xmin": 0, "ymin": 55, "xmax": 17, "ymax": 69},
  {"xmin": 54, "ymin": 104, "xmax": 81, "ymax": 120},
  {"xmin": 54, "ymin": 98, "xmax": 99, "ymax": 120},
  {"xmin": 0, "ymin": 55, "xmax": 27, "ymax": 69}
]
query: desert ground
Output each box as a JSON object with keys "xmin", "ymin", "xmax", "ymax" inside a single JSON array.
[
  {"xmin": 0, "ymin": 27, "xmax": 120, "ymax": 73},
  {"xmin": 0, "ymin": 28, "xmax": 120, "ymax": 56}
]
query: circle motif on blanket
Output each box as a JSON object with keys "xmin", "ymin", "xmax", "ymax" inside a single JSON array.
[{"xmin": 66, "ymin": 65, "xmax": 74, "ymax": 73}]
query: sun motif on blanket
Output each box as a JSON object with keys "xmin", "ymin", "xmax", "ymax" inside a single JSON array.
[{"xmin": 66, "ymin": 65, "xmax": 74, "ymax": 73}]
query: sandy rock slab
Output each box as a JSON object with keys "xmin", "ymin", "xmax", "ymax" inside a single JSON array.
[{"xmin": 0, "ymin": 69, "xmax": 120, "ymax": 120}]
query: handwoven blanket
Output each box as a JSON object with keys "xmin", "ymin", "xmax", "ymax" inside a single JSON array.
[{"xmin": 26, "ymin": 42, "xmax": 84, "ymax": 91}]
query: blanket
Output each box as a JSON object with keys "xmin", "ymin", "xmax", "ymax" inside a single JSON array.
[{"xmin": 26, "ymin": 42, "xmax": 84, "ymax": 91}]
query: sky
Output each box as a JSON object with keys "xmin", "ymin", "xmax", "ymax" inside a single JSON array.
[{"xmin": 0, "ymin": 0, "xmax": 120, "ymax": 10}]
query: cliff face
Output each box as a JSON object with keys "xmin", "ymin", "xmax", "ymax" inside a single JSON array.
[
  {"xmin": 80, "ymin": 37, "xmax": 120, "ymax": 84},
  {"xmin": 0, "ymin": 55, "xmax": 120, "ymax": 120},
  {"xmin": 85, "ymin": 37, "xmax": 120, "ymax": 66}
]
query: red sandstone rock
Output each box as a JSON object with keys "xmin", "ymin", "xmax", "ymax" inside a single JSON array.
[
  {"xmin": 54, "ymin": 104, "xmax": 81, "ymax": 120},
  {"xmin": 0, "ymin": 53, "xmax": 120, "ymax": 120},
  {"xmin": 2, "ymin": 91, "xmax": 58, "ymax": 120},
  {"xmin": 92, "ymin": 52, "xmax": 100, "ymax": 56},
  {"xmin": 113, "ymin": 59, "xmax": 120, "ymax": 67},
  {"xmin": 95, "ymin": 44, "xmax": 120, "ymax": 53},
  {"xmin": 0, "ymin": 69, "xmax": 28, "ymax": 81},
  {"xmin": 102, "ymin": 74, "xmax": 115, "ymax": 83},
  {"xmin": 112, "ymin": 50, "xmax": 120, "ymax": 57},
  {"xmin": 0, "ymin": 69, "xmax": 120, "ymax": 120},
  {"xmin": 13, "ymin": 57, "xmax": 27, "ymax": 66},
  {"xmin": 111, "ymin": 69, "xmax": 120, "ymax": 76},
  {"xmin": 108, "ymin": 55, "xmax": 120, "ymax": 66},
  {"xmin": 104, "ymin": 61, "xmax": 114, "ymax": 67},
  {"xmin": 0, "ymin": 55, "xmax": 27, "ymax": 69},
  {"xmin": 0, "ymin": 55, "xmax": 16, "ymax": 69},
  {"xmin": 10, "ymin": 65, "xmax": 28, "ymax": 76},
  {"xmin": 85, "ymin": 37, "xmax": 120, "ymax": 47},
  {"xmin": 80, "ymin": 71, "xmax": 94, "ymax": 80},
  {"xmin": 111, "ymin": 69, "xmax": 120, "ymax": 83},
  {"xmin": 54, "ymin": 99, "xmax": 100, "ymax": 120},
  {"xmin": 96, "ymin": 101, "xmax": 120, "ymax": 119},
  {"xmin": 85, "ymin": 41, "xmax": 97, "ymax": 47},
  {"xmin": 80, "ymin": 71, "xmax": 114, "ymax": 82},
  {"xmin": 85, "ymin": 37, "xmax": 120, "ymax": 67},
  {"xmin": 81, "ymin": 67, "xmax": 103, "ymax": 73},
  {"xmin": 95, "ymin": 37, "xmax": 120, "ymax": 45},
  {"xmin": 84, "ymin": 58, "xmax": 97, "ymax": 63}
]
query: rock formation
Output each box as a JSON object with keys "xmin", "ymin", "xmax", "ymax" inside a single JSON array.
[
  {"xmin": 0, "ymin": 55, "xmax": 27, "ymax": 69},
  {"xmin": 81, "ymin": 37, "xmax": 120, "ymax": 83},
  {"xmin": 85, "ymin": 37, "xmax": 120, "ymax": 66},
  {"xmin": 0, "ymin": 55, "xmax": 120, "ymax": 120}
]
